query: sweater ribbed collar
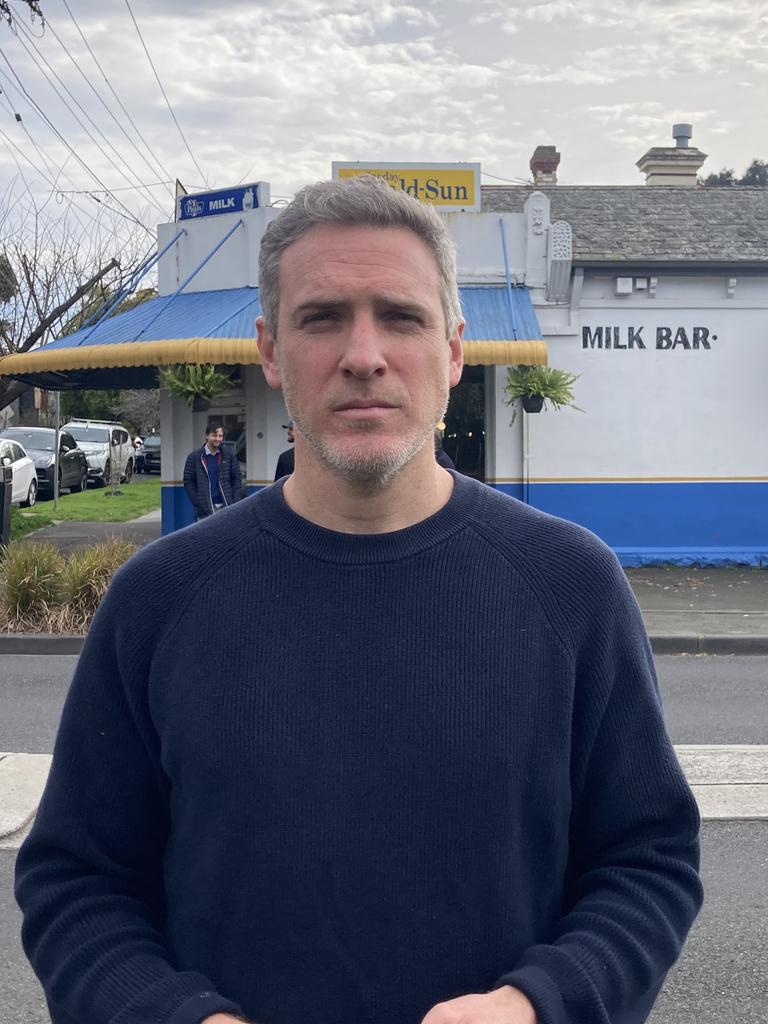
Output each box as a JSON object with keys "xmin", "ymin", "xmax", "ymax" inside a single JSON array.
[{"xmin": 252, "ymin": 471, "xmax": 485, "ymax": 565}]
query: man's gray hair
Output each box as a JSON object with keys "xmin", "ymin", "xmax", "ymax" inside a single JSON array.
[{"xmin": 258, "ymin": 175, "xmax": 462, "ymax": 337}]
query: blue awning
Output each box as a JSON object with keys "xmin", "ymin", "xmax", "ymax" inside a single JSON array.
[{"xmin": 0, "ymin": 285, "xmax": 546, "ymax": 389}]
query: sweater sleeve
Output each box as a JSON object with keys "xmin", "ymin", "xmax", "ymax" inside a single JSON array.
[
  {"xmin": 495, "ymin": 552, "xmax": 703, "ymax": 1024},
  {"xmin": 14, "ymin": 565, "xmax": 244, "ymax": 1024}
]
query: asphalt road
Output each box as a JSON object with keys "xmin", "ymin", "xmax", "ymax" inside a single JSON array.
[
  {"xmin": 2, "ymin": 654, "xmax": 767, "ymax": 753},
  {"xmin": 0, "ymin": 655, "xmax": 77, "ymax": 753}
]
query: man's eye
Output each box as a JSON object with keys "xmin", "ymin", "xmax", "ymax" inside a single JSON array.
[
  {"xmin": 303, "ymin": 311, "xmax": 337, "ymax": 325},
  {"xmin": 386, "ymin": 311, "xmax": 421, "ymax": 324}
]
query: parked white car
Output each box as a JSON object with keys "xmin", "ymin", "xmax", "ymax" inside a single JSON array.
[
  {"xmin": 61, "ymin": 420, "xmax": 135, "ymax": 486},
  {"xmin": 0, "ymin": 436, "xmax": 38, "ymax": 507}
]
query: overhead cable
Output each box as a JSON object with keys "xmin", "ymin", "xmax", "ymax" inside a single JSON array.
[
  {"xmin": 0, "ymin": 90, "xmax": 95, "ymax": 233},
  {"xmin": 0, "ymin": 48, "xmax": 153, "ymax": 236},
  {"xmin": 10, "ymin": 19, "xmax": 169, "ymax": 219},
  {"xmin": 51, "ymin": 3, "xmax": 176, "ymax": 201},
  {"xmin": 124, "ymin": 0, "xmax": 207, "ymax": 185}
]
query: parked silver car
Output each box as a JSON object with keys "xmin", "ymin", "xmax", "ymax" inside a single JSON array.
[{"xmin": 61, "ymin": 420, "xmax": 135, "ymax": 486}]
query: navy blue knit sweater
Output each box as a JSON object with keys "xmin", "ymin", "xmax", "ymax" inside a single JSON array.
[{"xmin": 16, "ymin": 474, "xmax": 702, "ymax": 1024}]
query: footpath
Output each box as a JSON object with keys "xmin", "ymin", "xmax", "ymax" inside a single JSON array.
[{"xmin": 1, "ymin": 517, "xmax": 767, "ymax": 843}]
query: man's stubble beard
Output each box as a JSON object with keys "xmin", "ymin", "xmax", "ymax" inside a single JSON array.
[{"xmin": 278, "ymin": 361, "xmax": 450, "ymax": 494}]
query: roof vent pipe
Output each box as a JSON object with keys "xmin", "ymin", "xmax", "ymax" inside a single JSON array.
[{"xmin": 673, "ymin": 123, "xmax": 693, "ymax": 148}]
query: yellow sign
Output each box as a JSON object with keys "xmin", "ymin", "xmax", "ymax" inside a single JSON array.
[{"xmin": 332, "ymin": 162, "xmax": 481, "ymax": 211}]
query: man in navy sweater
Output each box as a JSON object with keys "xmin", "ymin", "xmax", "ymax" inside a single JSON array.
[{"xmin": 16, "ymin": 176, "xmax": 702, "ymax": 1024}]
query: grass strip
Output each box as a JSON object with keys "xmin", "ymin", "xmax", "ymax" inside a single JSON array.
[{"xmin": 10, "ymin": 478, "xmax": 162, "ymax": 542}]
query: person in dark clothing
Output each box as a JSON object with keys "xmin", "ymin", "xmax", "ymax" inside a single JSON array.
[
  {"xmin": 16, "ymin": 176, "xmax": 701, "ymax": 1024},
  {"xmin": 182, "ymin": 421, "xmax": 242, "ymax": 520},
  {"xmin": 273, "ymin": 421, "xmax": 295, "ymax": 480}
]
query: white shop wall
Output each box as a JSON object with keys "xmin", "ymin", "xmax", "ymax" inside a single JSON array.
[
  {"xmin": 531, "ymin": 275, "xmax": 768, "ymax": 480},
  {"xmin": 157, "ymin": 205, "xmax": 280, "ymax": 295}
]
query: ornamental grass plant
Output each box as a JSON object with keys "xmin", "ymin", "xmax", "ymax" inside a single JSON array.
[
  {"xmin": 1, "ymin": 542, "xmax": 64, "ymax": 624},
  {"xmin": 0, "ymin": 537, "xmax": 136, "ymax": 634},
  {"xmin": 59, "ymin": 538, "xmax": 137, "ymax": 632}
]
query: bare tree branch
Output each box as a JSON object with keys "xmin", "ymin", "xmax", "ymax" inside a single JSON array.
[{"xmin": 22, "ymin": 257, "xmax": 119, "ymax": 351}]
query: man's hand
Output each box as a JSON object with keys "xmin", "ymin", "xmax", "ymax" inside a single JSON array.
[{"xmin": 421, "ymin": 985, "xmax": 537, "ymax": 1024}]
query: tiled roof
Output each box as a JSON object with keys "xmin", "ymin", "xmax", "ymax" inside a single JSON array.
[{"xmin": 482, "ymin": 186, "xmax": 768, "ymax": 264}]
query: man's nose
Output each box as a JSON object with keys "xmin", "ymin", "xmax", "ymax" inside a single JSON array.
[{"xmin": 338, "ymin": 314, "xmax": 387, "ymax": 379}]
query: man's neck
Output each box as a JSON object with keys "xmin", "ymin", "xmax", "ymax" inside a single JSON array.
[{"xmin": 282, "ymin": 442, "xmax": 454, "ymax": 534}]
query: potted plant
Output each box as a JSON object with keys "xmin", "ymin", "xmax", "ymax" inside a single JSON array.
[
  {"xmin": 158, "ymin": 364, "xmax": 233, "ymax": 411},
  {"xmin": 503, "ymin": 364, "xmax": 582, "ymax": 423}
]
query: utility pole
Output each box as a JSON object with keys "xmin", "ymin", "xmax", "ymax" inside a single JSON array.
[{"xmin": 53, "ymin": 391, "xmax": 60, "ymax": 511}]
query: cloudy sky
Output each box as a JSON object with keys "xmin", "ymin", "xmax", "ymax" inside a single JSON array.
[{"xmin": 0, "ymin": 0, "xmax": 765, "ymax": 237}]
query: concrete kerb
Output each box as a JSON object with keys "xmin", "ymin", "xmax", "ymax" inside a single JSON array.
[
  {"xmin": 650, "ymin": 635, "xmax": 768, "ymax": 656},
  {"xmin": 0, "ymin": 634, "xmax": 84, "ymax": 655},
  {"xmin": 2, "ymin": 633, "xmax": 768, "ymax": 656}
]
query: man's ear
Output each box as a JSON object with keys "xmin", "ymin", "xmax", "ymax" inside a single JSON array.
[
  {"xmin": 256, "ymin": 316, "xmax": 282, "ymax": 390},
  {"xmin": 448, "ymin": 321, "xmax": 465, "ymax": 388}
]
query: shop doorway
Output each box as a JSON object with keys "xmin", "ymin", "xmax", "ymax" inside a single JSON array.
[{"xmin": 443, "ymin": 365, "xmax": 486, "ymax": 481}]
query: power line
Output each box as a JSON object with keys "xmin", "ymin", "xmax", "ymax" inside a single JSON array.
[
  {"xmin": 0, "ymin": 55, "xmax": 147, "ymax": 232},
  {"xmin": 124, "ymin": 0, "xmax": 207, "ymax": 185},
  {"xmin": 0, "ymin": 47, "xmax": 153, "ymax": 235},
  {"xmin": 53, "ymin": 2, "xmax": 177, "ymax": 200},
  {"xmin": 0, "ymin": 87, "xmax": 96, "ymax": 233},
  {"xmin": 9, "ymin": 19, "xmax": 169, "ymax": 219},
  {"xmin": 57, "ymin": 180, "xmax": 173, "ymax": 194},
  {"xmin": 481, "ymin": 170, "xmax": 533, "ymax": 185}
]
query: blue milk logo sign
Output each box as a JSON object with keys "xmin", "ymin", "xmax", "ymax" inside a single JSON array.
[{"xmin": 178, "ymin": 184, "xmax": 260, "ymax": 221}]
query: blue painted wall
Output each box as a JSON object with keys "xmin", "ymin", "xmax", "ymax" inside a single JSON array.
[
  {"xmin": 162, "ymin": 480, "xmax": 768, "ymax": 565},
  {"xmin": 162, "ymin": 484, "xmax": 264, "ymax": 534},
  {"xmin": 492, "ymin": 481, "xmax": 768, "ymax": 566}
]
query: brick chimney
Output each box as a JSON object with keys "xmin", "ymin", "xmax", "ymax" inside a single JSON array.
[
  {"xmin": 530, "ymin": 145, "xmax": 560, "ymax": 185},
  {"xmin": 636, "ymin": 124, "xmax": 707, "ymax": 186}
]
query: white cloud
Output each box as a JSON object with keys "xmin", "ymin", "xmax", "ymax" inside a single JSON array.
[{"xmin": 0, "ymin": 0, "xmax": 764, "ymax": 229}]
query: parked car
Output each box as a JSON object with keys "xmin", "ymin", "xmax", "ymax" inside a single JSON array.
[
  {"xmin": 61, "ymin": 420, "xmax": 135, "ymax": 486},
  {"xmin": 136, "ymin": 433, "xmax": 161, "ymax": 474},
  {"xmin": 0, "ymin": 436, "xmax": 38, "ymax": 507},
  {"xmin": 0, "ymin": 427, "xmax": 88, "ymax": 497}
]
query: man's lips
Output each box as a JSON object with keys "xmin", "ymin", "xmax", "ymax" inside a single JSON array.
[{"xmin": 333, "ymin": 400, "xmax": 398, "ymax": 412}]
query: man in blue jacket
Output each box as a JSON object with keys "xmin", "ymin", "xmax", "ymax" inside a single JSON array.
[
  {"xmin": 16, "ymin": 176, "xmax": 702, "ymax": 1024},
  {"xmin": 183, "ymin": 420, "xmax": 242, "ymax": 520}
]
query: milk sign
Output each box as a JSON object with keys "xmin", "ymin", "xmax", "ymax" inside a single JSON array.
[{"xmin": 177, "ymin": 182, "xmax": 267, "ymax": 221}]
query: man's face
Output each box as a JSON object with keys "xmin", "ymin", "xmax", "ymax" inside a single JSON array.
[
  {"xmin": 257, "ymin": 224, "xmax": 463, "ymax": 485},
  {"xmin": 206, "ymin": 428, "xmax": 224, "ymax": 450}
]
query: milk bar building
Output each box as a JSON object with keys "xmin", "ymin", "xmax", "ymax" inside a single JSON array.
[{"xmin": 1, "ymin": 130, "xmax": 767, "ymax": 565}]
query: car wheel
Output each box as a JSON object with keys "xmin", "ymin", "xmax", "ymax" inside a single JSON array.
[
  {"xmin": 21, "ymin": 478, "xmax": 37, "ymax": 508},
  {"xmin": 97, "ymin": 460, "xmax": 110, "ymax": 487},
  {"xmin": 71, "ymin": 469, "xmax": 87, "ymax": 493},
  {"xmin": 122, "ymin": 460, "xmax": 133, "ymax": 484}
]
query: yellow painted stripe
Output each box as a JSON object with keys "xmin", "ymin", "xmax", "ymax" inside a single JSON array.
[
  {"xmin": 462, "ymin": 340, "xmax": 547, "ymax": 366},
  {"xmin": 0, "ymin": 338, "xmax": 260, "ymax": 374},
  {"xmin": 0, "ymin": 337, "xmax": 547, "ymax": 374}
]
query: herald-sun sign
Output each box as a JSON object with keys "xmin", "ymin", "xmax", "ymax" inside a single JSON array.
[{"xmin": 332, "ymin": 162, "xmax": 481, "ymax": 212}]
